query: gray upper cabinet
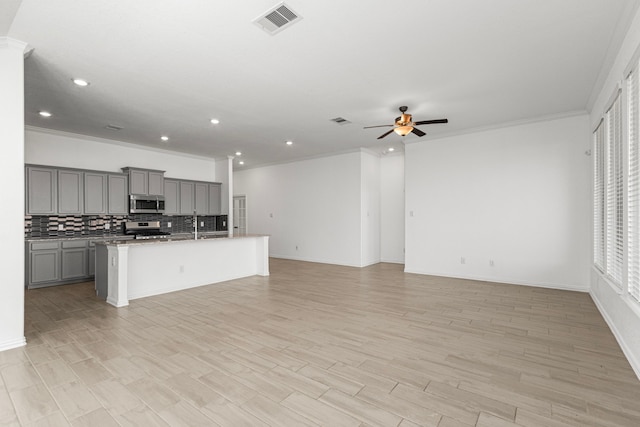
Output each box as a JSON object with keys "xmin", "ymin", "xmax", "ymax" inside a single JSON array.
[
  {"xmin": 84, "ymin": 173, "xmax": 108, "ymax": 214},
  {"xmin": 26, "ymin": 166, "xmax": 57, "ymax": 214},
  {"xmin": 122, "ymin": 167, "xmax": 165, "ymax": 196},
  {"xmin": 164, "ymin": 179, "xmax": 180, "ymax": 215},
  {"xmin": 129, "ymin": 169, "xmax": 147, "ymax": 195},
  {"xmin": 107, "ymin": 174, "xmax": 128, "ymax": 214},
  {"xmin": 148, "ymin": 172, "xmax": 164, "ymax": 196},
  {"xmin": 208, "ymin": 183, "xmax": 222, "ymax": 215},
  {"xmin": 58, "ymin": 170, "xmax": 83, "ymax": 214},
  {"xmin": 194, "ymin": 182, "xmax": 209, "ymax": 215},
  {"xmin": 179, "ymin": 181, "xmax": 195, "ymax": 214}
]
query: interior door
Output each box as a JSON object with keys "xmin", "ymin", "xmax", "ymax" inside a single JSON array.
[{"xmin": 233, "ymin": 195, "xmax": 247, "ymax": 235}]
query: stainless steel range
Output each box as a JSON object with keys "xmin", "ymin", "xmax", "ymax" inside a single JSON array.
[{"xmin": 124, "ymin": 221, "xmax": 171, "ymax": 240}]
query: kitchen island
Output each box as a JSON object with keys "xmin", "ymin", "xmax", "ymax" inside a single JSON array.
[{"xmin": 95, "ymin": 234, "xmax": 269, "ymax": 307}]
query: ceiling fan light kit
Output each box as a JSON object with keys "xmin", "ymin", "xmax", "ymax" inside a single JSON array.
[
  {"xmin": 364, "ymin": 106, "xmax": 448, "ymax": 139},
  {"xmin": 393, "ymin": 125, "xmax": 413, "ymax": 136}
]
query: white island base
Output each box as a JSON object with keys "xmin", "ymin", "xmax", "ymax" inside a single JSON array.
[{"xmin": 95, "ymin": 235, "xmax": 269, "ymax": 307}]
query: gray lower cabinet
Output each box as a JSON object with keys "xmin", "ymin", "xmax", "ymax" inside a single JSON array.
[
  {"xmin": 27, "ymin": 240, "xmax": 94, "ymax": 288},
  {"xmin": 88, "ymin": 246, "xmax": 96, "ymax": 276},
  {"xmin": 28, "ymin": 241, "xmax": 60, "ymax": 286},
  {"xmin": 61, "ymin": 241, "xmax": 88, "ymax": 280},
  {"xmin": 26, "ymin": 166, "xmax": 57, "ymax": 214}
]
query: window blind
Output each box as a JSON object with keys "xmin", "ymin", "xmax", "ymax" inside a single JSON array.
[
  {"xmin": 606, "ymin": 91, "xmax": 624, "ymax": 288},
  {"xmin": 594, "ymin": 121, "xmax": 606, "ymax": 272},
  {"xmin": 628, "ymin": 67, "xmax": 640, "ymax": 302}
]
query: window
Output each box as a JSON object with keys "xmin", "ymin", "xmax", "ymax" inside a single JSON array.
[
  {"xmin": 605, "ymin": 91, "xmax": 624, "ymax": 288},
  {"xmin": 594, "ymin": 121, "xmax": 606, "ymax": 272},
  {"xmin": 628, "ymin": 66, "xmax": 640, "ymax": 302}
]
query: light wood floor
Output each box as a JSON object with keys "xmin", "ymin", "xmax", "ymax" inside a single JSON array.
[{"xmin": 2, "ymin": 259, "xmax": 640, "ymax": 426}]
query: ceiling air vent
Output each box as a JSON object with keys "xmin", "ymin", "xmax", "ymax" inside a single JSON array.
[
  {"xmin": 330, "ymin": 117, "xmax": 351, "ymax": 125},
  {"xmin": 253, "ymin": 2, "xmax": 302, "ymax": 35},
  {"xmin": 105, "ymin": 124, "xmax": 123, "ymax": 131}
]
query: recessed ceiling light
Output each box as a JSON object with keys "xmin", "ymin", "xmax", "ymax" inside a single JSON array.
[
  {"xmin": 210, "ymin": 118, "xmax": 220, "ymax": 124},
  {"xmin": 388, "ymin": 147, "xmax": 395, "ymax": 152},
  {"xmin": 239, "ymin": 161, "xmax": 245, "ymax": 165},
  {"xmin": 161, "ymin": 136, "xmax": 169, "ymax": 142},
  {"xmin": 72, "ymin": 78, "xmax": 89, "ymax": 87},
  {"xmin": 38, "ymin": 111, "xmax": 52, "ymax": 118},
  {"xmin": 285, "ymin": 140, "xmax": 293, "ymax": 145},
  {"xmin": 235, "ymin": 151, "xmax": 242, "ymax": 156}
]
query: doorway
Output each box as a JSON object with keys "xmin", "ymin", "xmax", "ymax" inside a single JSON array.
[{"xmin": 233, "ymin": 195, "xmax": 247, "ymax": 235}]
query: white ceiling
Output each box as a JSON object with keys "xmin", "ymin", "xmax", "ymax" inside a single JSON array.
[{"xmin": 5, "ymin": 0, "xmax": 639, "ymax": 168}]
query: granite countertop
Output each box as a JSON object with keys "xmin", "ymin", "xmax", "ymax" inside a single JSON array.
[
  {"xmin": 25, "ymin": 231, "xmax": 229, "ymax": 242},
  {"xmin": 94, "ymin": 233, "xmax": 266, "ymax": 247}
]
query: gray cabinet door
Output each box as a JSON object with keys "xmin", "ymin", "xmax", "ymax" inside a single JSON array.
[
  {"xmin": 179, "ymin": 181, "xmax": 195, "ymax": 214},
  {"xmin": 129, "ymin": 169, "xmax": 148, "ymax": 195},
  {"xmin": 30, "ymin": 250, "xmax": 60, "ymax": 284},
  {"xmin": 61, "ymin": 248, "xmax": 88, "ymax": 280},
  {"xmin": 108, "ymin": 174, "xmax": 128, "ymax": 214},
  {"xmin": 194, "ymin": 182, "xmax": 209, "ymax": 215},
  {"xmin": 88, "ymin": 247, "xmax": 96, "ymax": 277},
  {"xmin": 208, "ymin": 183, "xmax": 222, "ymax": 215},
  {"xmin": 26, "ymin": 167, "xmax": 57, "ymax": 214},
  {"xmin": 58, "ymin": 170, "xmax": 83, "ymax": 214},
  {"xmin": 164, "ymin": 179, "xmax": 180, "ymax": 215},
  {"xmin": 84, "ymin": 173, "xmax": 107, "ymax": 214},
  {"xmin": 148, "ymin": 172, "xmax": 164, "ymax": 196}
]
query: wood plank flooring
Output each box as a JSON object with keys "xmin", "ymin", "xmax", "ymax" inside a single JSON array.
[{"xmin": 2, "ymin": 259, "xmax": 640, "ymax": 426}]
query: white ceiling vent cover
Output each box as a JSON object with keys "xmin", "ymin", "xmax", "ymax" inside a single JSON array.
[{"xmin": 253, "ymin": 3, "xmax": 302, "ymax": 35}]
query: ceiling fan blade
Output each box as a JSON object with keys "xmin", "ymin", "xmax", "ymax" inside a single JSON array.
[
  {"xmin": 363, "ymin": 124, "xmax": 394, "ymax": 129},
  {"xmin": 377, "ymin": 129, "xmax": 395, "ymax": 139},
  {"xmin": 413, "ymin": 118, "xmax": 448, "ymax": 126},
  {"xmin": 411, "ymin": 127, "xmax": 426, "ymax": 137}
]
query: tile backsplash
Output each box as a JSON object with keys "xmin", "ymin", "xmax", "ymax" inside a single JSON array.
[{"xmin": 25, "ymin": 214, "xmax": 224, "ymax": 239}]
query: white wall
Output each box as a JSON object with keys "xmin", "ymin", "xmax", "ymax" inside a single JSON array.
[
  {"xmin": 380, "ymin": 153, "xmax": 405, "ymax": 263},
  {"xmin": 0, "ymin": 38, "xmax": 28, "ymax": 351},
  {"xmin": 588, "ymin": 5, "xmax": 640, "ymax": 379},
  {"xmin": 234, "ymin": 152, "xmax": 363, "ymax": 267},
  {"xmin": 405, "ymin": 114, "xmax": 591, "ymax": 291},
  {"xmin": 360, "ymin": 150, "xmax": 381, "ymax": 267},
  {"xmin": 25, "ymin": 128, "xmax": 218, "ymax": 182}
]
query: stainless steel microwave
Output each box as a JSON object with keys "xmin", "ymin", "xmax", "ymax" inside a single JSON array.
[{"xmin": 129, "ymin": 195, "xmax": 165, "ymax": 214}]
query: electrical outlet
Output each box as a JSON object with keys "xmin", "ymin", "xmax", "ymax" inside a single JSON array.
[
  {"xmin": 489, "ymin": 259, "xmax": 495, "ymax": 267},
  {"xmin": 270, "ymin": 213, "xmax": 273, "ymax": 218},
  {"xmin": 57, "ymin": 224, "xmax": 64, "ymax": 231},
  {"xmin": 461, "ymin": 257, "xmax": 465, "ymax": 264},
  {"xmin": 295, "ymin": 245, "xmax": 299, "ymax": 251},
  {"xmin": 104, "ymin": 223, "xmax": 110, "ymax": 230},
  {"xmin": 167, "ymin": 222, "xmax": 172, "ymax": 228}
]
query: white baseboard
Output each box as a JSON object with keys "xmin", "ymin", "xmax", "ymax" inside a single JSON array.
[
  {"xmin": 270, "ymin": 254, "xmax": 362, "ymax": 268},
  {"xmin": 590, "ymin": 291, "xmax": 640, "ymax": 380},
  {"xmin": 0, "ymin": 337, "xmax": 26, "ymax": 352},
  {"xmin": 403, "ymin": 268, "xmax": 589, "ymax": 292}
]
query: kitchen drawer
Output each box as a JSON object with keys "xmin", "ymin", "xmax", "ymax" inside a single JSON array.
[
  {"xmin": 62, "ymin": 240, "xmax": 88, "ymax": 249},
  {"xmin": 30, "ymin": 241, "xmax": 60, "ymax": 251}
]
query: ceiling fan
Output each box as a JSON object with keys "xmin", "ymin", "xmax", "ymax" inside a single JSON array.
[{"xmin": 364, "ymin": 106, "xmax": 448, "ymax": 139}]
